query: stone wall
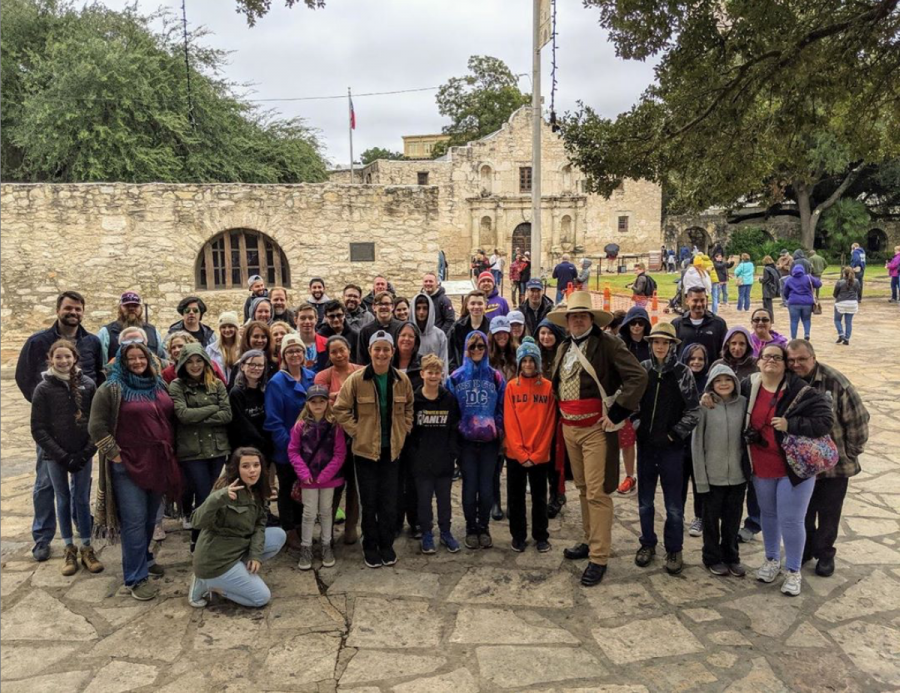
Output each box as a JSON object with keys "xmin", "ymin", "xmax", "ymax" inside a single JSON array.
[{"xmin": 0, "ymin": 183, "xmax": 443, "ymax": 339}]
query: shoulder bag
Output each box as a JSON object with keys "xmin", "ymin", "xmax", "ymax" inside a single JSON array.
[
  {"xmin": 780, "ymin": 386, "xmax": 838, "ymax": 479},
  {"xmin": 808, "ymin": 276, "xmax": 822, "ymax": 315}
]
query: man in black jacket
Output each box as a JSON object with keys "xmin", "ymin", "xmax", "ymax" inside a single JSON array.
[
  {"xmin": 358, "ymin": 291, "xmax": 404, "ymax": 366},
  {"xmin": 421, "ymin": 272, "xmax": 456, "ymax": 334},
  {"xmin": 519, "ymin": 279, "xmax": 554, "ymax": 336},
  {"xmin": 672, "ymin": 287, "xmax": 728, "ymax": 360},
  {"xmin": 166, "ymin": 296, "xmax": 215, "ymax": 347},
  {"xmin": 15, "ymin": 290, "xmax": 104, "ymax": 563},
  {"xmin": 317, "ymin": 299, "xmax": 361, "ymax": 364}
]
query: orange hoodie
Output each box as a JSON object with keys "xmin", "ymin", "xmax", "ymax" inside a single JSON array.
[{"xmin": 504, "ymin": 374, "xmax": 556, "ymax": 464}]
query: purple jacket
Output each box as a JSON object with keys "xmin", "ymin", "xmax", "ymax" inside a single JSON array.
[
  {"xmin": 288, "ymin": 419, "xmax": 346, "ymax": 489},
  {"xmin": 485, "ymin": 288, "xmax": 510, "ymax": 324},
  {"xmin": 783, "ymin": 265, "xmax": 821, "ymax": 306},
  {"xmin": 888, "ymin": 252, "xmax": 900, "ymax": 278}
]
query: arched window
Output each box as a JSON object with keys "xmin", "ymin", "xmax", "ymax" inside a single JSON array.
[
  {"xmin": 197, "ymin": 229, "xmax": 291, "ymax": 290},
  {"xmin": 480, "ymin": 165, "xmax": 493, "ymax": 194}
]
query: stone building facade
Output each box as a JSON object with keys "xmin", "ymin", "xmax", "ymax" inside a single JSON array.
[
  {"xmin": 0, "ymin": 183, "xmax": 444, "ymax": 337},
  {"xmin": 332, "ymin": 107, "xmax": 663, "ymax": 272}
]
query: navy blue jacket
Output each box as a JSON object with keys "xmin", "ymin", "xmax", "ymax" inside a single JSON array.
[
  {"xmin": 552, "ymin": 262, "xmax": 578, "ymax": 291},
  {"xmin": 16, "ymin": 323, "xmax": 104, "ymax": 402}
]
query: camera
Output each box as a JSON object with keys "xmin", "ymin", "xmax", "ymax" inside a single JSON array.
[{"xmin": 742, "ymin": 427, "xmax": 768, "ymax": 448}]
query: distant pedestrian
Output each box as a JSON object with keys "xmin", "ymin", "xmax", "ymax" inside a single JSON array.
[
  {"xmin": 759, "ymin": 256, "xmax": 781, "ymax": 317},
  {"xmin": 886, "ymin": 246, "xmax": 900, "ymax": 303},
  {"xmin": 783, "ymin": 265, "xmax": 821, "ymax": 340},
  {"xmin": 733, "ymin": 254, "xmax": 755, "ymax": 312},
  {"xmin": 552, "ymin": 254, "xmax": 578, "ymax": 303},
  {"xmin": 832, "ymin": 267, "xmax": 860, "ymax": 346}
]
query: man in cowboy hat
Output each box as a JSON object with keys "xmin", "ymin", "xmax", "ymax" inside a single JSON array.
[
  {"xmin": 549, "ymin": 291, "xmax": 648, "ymax": 586},
  {"xmin": 633, "ymin": 322, "xmax": 700, "ymax": 576}
]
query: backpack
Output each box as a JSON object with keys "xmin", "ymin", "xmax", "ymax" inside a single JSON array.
[{"xmin": 635, "ymin": 273, "xmax": 657, "ymax": 297}]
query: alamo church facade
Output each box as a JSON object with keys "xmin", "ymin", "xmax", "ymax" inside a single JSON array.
[{"xmin": 0, "ymin": 108, "xmax": 662, "ymax": 337}]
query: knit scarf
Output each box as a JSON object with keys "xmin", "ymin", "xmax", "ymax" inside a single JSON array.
[
  {"xmin": 105, "ymin": 349, "xmax": 166, "ymax": 402},
  {"xmin": 46, "ymin": 365, "xmax": 72, "ymax": 381}
]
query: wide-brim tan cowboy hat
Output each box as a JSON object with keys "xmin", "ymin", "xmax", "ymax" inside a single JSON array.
[
  {"xmin": 547, "ymin": 291, "xmax": 613, "ymax": 328},
  {"xmin": 647, "ymin": 322, "xmax": 682, "ymax": 345}
]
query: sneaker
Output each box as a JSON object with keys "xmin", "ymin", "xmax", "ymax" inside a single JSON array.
[
  {"xmin": 153, "ymin": 524, "xmax": 167, "ymax": 541},
  {"xmin": 781, "ymin": 570, "xmax": 802, "ymax": 596},
  {"xmin": 756, "ymin": 558, "xmax": 782, "ymax": 583},
  {"xmin": 547, "ymin": 497, "xmax": 562, "ymax": 519},
  {"xmin": 61, "ymin": 545, "xmax": 79, "ymax": 576},
  {"xmin": 440, "ymin": 531, "xmax": 461, "ymax": 553},
  {"xmin": 182, "ymin": 518, "xmax": 193, "ymax": 531},
  {"xmin": 465, "ymin": 533, "xmax": 480, "ymax": 550},
  {"xmin": 334, "ymin": 507, "xmax": 346, "ymax": 525},
  {"xmin": 130, "ymin": 579, "xmax": 159, "ymax": 601},
  {"xmin": 616, "ymin": 475, "xmax": 637, "ymax": 496},
  {"xmin": 188, "ymin": 574, "xmax": 208, "ymax": 608},
  {"xmin": 665, "ymin": 551, "xmax": 684, "ymax": 575},
  {"xmin": 536, "ymin": 540, "xmax": 552, "ymax": 553},
  {"xmin": 322, "ymin": 541, "xmax": 335, "ymax": 568},
  {"xmin": 511, "ymin": 539, "xmax": 526, "ymax": 553},
  {"xmin": 727, "ymin": 562, "xmax": 747, "ymax": 577},
  {"xmin": 421, "ymin": 531, "xmax": 436, "ymax": 555},
  {"xmin": 32, "ymin": 543, "xmax": 51, "ymax": 562},
  {"xmin": 479, "ymin": 532, "xmax": 493, "ymax": 549},
  {"xmin": 297, "ymin": 545, "xmax": 313, "ymax": 570},
  {"xmin": 738, "ymin": 527, "xmax": 757, "ymax": 543},
  {"xmin": 148, "ymin": 563, "xmax": 165, "ymax": 577},
  {"xmin": 80, "ymin": 545, "xmax": 104, "ymax": 574},
  {"xmin": 635, "ymin": 545, "xmax": 655, "ymax": 567},
  {"xmin": 380, "ymin": 547, "xmax": 398, "ymax": 566},
  {"xmin": 707, "ymin": 562, "xmax": 729, "ymax": 576},
  {"xmin": 412, "ymin": 525, "xmax": 424, "ymax": 540},
  {"xmin": 364, "ymin": 548, "xmax": 382, "ymax": 568},
  {"xmin": 688, "ymin": 518, "xmax": 703, "ymax": 537}
]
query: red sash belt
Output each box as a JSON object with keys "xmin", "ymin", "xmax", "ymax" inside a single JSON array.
[{"xmin": 559, "ymin": 398, "xmax": 604, "ymax": 428}]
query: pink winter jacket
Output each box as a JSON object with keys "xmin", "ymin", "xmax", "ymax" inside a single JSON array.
[
  {"xmin": 887, "ymin": 253, "xmax": 900, "ymax": 278},
  {"xmin": 287, "ymin": 420, "xmax": 347, "ymax": 489}
]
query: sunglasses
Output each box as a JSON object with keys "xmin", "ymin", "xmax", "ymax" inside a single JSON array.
[
  {"xmin": 468, "ymin": 343, "xmax": 486, "ymax": 352},
  {"xmin": 326, "ymin": 313, "xmax": 344, "ymax": 320},
  {"xmin": 752, "ymin": 317, "xmax": 771, "ymax": 323},
  {"xmin": 183, "ymin": 307, "xmax": 201, "ymax": 314},
  {"xmin": 120, "ymin": 338, "xmax": 144, "ymax": 347}
]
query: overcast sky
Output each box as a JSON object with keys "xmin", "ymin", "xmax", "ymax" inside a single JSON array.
[{"xmin": 89, "ymin": 0, "xmax": 658, "ymax": 167}]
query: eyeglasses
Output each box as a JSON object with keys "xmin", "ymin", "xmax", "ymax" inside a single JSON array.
[
  {"xmin": 760, "ymin": 354, "xmax": 784, "ymax": 362},
  {"xmin": 326, "ymin": 313, "xmax": 344, "ymax": 320},
  {"xmin": 377, "ymin": 302, "xmax": 393, "ymax": 307},
  {"xmin": 245, "ymin": 363, "xmax": 266, "ymax": 370},
  {"xmin": 183, "ymin": 308, "xmax": 201, "ymax": 314},
  {"xmin": 468, "ymin": 344, "xmax": 486, "ymax": 352},
  {"xmin": 752, "ymin": 318, "xmax": 771, "ymax": 324}
]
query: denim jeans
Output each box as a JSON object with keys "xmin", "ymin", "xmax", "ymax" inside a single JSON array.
[
  {"xmin": 32, "ymin": 445, "xmax": 57, "ymax": 547},
  {"xmin": 110, "ymin": 462, "xmax": 161, "ymax": 586},
  {"xmin": 833, "ymin": 309, "xmax": 854, "ymax": 341},
  {"xmin": 743, "ymin": 480, "xmax": 762, "ymax": 533},
  {"xmin": 194, "ymin": 527, "xmax": 286, "ymax": 607},
  {"xmin": 787, "ymin": 304, "xmax": 813, "ymax": 339},
  {"xmin": 637, "ymin": 444, "xmax": 685, "ymax": 553},
  {"xmin": 891, "ymin": 276, "xmax": 899, "ymax": 301},
  {"xmin": 182, "ymin": 456, "xmax": 226, "ymax": 544},
  {"xmin": 753, "ymin": 475, "xmax": 816, "ymax": 572},
  {"xmin": 46, "ymin": 457, "xmax": 93, "ymax": 544},
  {"xmin": 737, "ymin": 285, "xmax": 752, "ymax": 311},
  {"xmin": 415, "ymin": 475, "xmax": 453, "ymax": 534},
  {"xmin": 459, "ymin": 440, "xmax": 500, "ymax": 534},
  {"xmin": 711, "ymin": 283, "xmax": 721, "ymax": 314}
]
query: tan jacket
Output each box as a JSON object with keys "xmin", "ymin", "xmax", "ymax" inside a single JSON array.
[{"xmin": 333, "ymin": 365, "xmax": 414, "ymax": 462}]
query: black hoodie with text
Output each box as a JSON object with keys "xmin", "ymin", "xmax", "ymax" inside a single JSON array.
[{"xmin": 408, "ymin": 385, "xmax": 461, "ymax": 478}]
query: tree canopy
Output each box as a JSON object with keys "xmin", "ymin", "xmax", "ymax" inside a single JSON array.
[
  {"xmin": 433, "ymin": 55, "xmax": 531, "ymax": 157},
  {"xmin": 562, "ymin": 0, "xmax": 900, "ymax": 248},
  {"xmin": 1, "ymin": 0, "xmax": 328, "ymax": 184},
  {"xmin": 359, "ymin": 147, "xmax": 404, "ymax": 166},
  {"xmin": 233, "ymin": 0, "xmax": 322, "ymax": 27}
]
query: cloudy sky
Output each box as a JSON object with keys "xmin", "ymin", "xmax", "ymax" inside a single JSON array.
[{"xmin": 91, "ymin": 0, "xmax": 658, "ymax": 167}]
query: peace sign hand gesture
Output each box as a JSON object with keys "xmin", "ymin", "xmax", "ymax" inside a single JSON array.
[{"xmin": 227, "ymin": 479, "xmax": 245, "ymax": 501}]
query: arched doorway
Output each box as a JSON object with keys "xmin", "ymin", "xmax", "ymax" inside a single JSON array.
[
  {"xmin": 867, "ymin": 228, "xmax": 887, "ymax": 254},
  {"xmin": 512, "ymin": 223, "xmax": 531, "ymax": 259},
  {"xmin": 680, "ymin": 226, "xmax": 711, "ymax": 253}
]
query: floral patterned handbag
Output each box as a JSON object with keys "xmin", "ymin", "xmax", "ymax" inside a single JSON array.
[{"xmin": 781, "ymin": 386, "xmax": 838, "ymax": 479}]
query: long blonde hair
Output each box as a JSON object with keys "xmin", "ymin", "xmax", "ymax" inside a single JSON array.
[{"xmin": 296, "ymin": 397, "xmax": 335, "ymax": 425}]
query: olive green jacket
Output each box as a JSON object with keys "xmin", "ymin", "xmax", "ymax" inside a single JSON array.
[{"xmin": 191, "ymin": 487, "xmax": 266, "ymax": 579}]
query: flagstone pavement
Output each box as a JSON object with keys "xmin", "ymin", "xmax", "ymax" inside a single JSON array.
[{"xmin": 2, "ymin": 303, "xmax": 899, "ymax": 692}]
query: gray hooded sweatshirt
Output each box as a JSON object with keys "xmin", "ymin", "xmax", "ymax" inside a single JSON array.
[
  {"xmin": 691, "ymin": 363, "xmax": 747, "ymax": 492},
  {"xmin": 414, "ymin": 292, "xmax": 449, "ymax": 378}
]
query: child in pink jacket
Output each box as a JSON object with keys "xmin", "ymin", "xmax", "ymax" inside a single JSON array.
[{"xmin": 288, "ymin": 385, "xmax": 346, "ymax": 570}]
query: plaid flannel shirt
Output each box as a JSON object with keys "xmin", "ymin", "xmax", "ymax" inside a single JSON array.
[{"xmin": 806, "ymin": 362, "xmax": 869, "ymax": 478}]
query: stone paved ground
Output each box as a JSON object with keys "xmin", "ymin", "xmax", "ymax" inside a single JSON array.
[{"xmin": 2, "ymin": 302, "xmax": 899, "ymax": 692}]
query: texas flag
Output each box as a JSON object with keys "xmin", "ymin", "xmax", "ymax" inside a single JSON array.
[{"xmin": 349, "ymin": 97, "xmax": 356, "ymax": 130}]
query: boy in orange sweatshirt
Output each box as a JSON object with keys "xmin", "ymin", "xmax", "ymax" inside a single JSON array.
[{"xmin": 504, "ymin": 337, "xmax": 557, "ymax": 552}]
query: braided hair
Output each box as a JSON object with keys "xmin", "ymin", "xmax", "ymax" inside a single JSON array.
[{"xmin": 47, "ymin": 339, "xmax": 85, "ymax": 423}]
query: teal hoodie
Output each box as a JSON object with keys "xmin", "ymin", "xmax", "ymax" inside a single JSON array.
[{"xmin": 690, "ymin": 363, "xmax": 746, "ymax": 492}]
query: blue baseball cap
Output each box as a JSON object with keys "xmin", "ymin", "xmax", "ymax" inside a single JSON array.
[{"xmin": 526, "ymin": 279, "xmax": 543, "ymax": 290}]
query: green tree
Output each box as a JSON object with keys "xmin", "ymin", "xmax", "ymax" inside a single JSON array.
[
  {"xmin": 1, "ymin": 0, "xmax": 327, "ymax": 183},
  {"xmin": 359, "ymin": 147, "xmax": 404, "ymax": 165},
  {"xmin": 562, "ymin": 0, "xmax": 900, "ymax": 249},
  {"xmin": 435, "ymin": 55, "xmax": 531, "ymax": 151},
  {"xmin": 233, "ymin": 0, "xmax": 322, "ymax": 27},
  {"xmin": 820, "ymin": 198, "xmax": 871, "ymax": 254}
]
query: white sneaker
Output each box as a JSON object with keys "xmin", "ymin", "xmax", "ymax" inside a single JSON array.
[
  {"xmin": 152, "ymin": 524, "xmax": 166, "ymax": 541},
  {"xmin": 182, "ymin": 518, "xmax": 193, "ymax": 531},
  {"xmin": 688, "ymin": 517, "xmax": 703, "ymax": 537},
  {"xmin": 188, "ymin": 574, "xmax": 208, "ymax": 608},
  {"xmin": 781, "ymin": 570, "xmax": 802, "ymax": 596},
  {"xmin": 756, "ymin": 558, "xmax": 782, "ymax": 583}
]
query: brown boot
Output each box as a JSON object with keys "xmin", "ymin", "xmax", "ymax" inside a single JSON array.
[
  {"xmin": 80, "ymin": 545, "xmax": 105, "ymax": 574},
  {"xmin": 286, "ymin": 528, "xmax": 304, "ymax": 551},
  {"xmin": 61, "ymin": 544, "xmax": 79, "ymax": 576}
]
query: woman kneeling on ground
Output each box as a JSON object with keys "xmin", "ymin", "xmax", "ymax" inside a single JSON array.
[{"xmin": 188, "ymin": 447, "xmax": 287, "ymax": 608}]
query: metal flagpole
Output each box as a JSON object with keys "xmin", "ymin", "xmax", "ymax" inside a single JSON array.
[
  {"xmin": 348, "ymin": 87, "xmax": 355, "ymax": 183},
  {"xmin": 531, "ymin": 0, "xmax": 543, "ymax": 276}
]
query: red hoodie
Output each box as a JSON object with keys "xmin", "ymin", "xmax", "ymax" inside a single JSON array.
[{"xmin": 503, "ymin": 374, "xmax": 556, "ymax": 464}]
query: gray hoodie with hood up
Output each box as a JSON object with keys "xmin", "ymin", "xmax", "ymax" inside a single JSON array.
[
  {"xmin": 414, "ymin": 292, "xmax": 449, "ymax": 378},
  {"xmin": 691, "ymin": 363, "xmax": 747, "ymax": 493}
]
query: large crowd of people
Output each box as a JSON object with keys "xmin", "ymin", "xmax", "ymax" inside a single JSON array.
[{"xmin": 15, "ymin": 258, "xmax": 872, "ymax": 607}]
